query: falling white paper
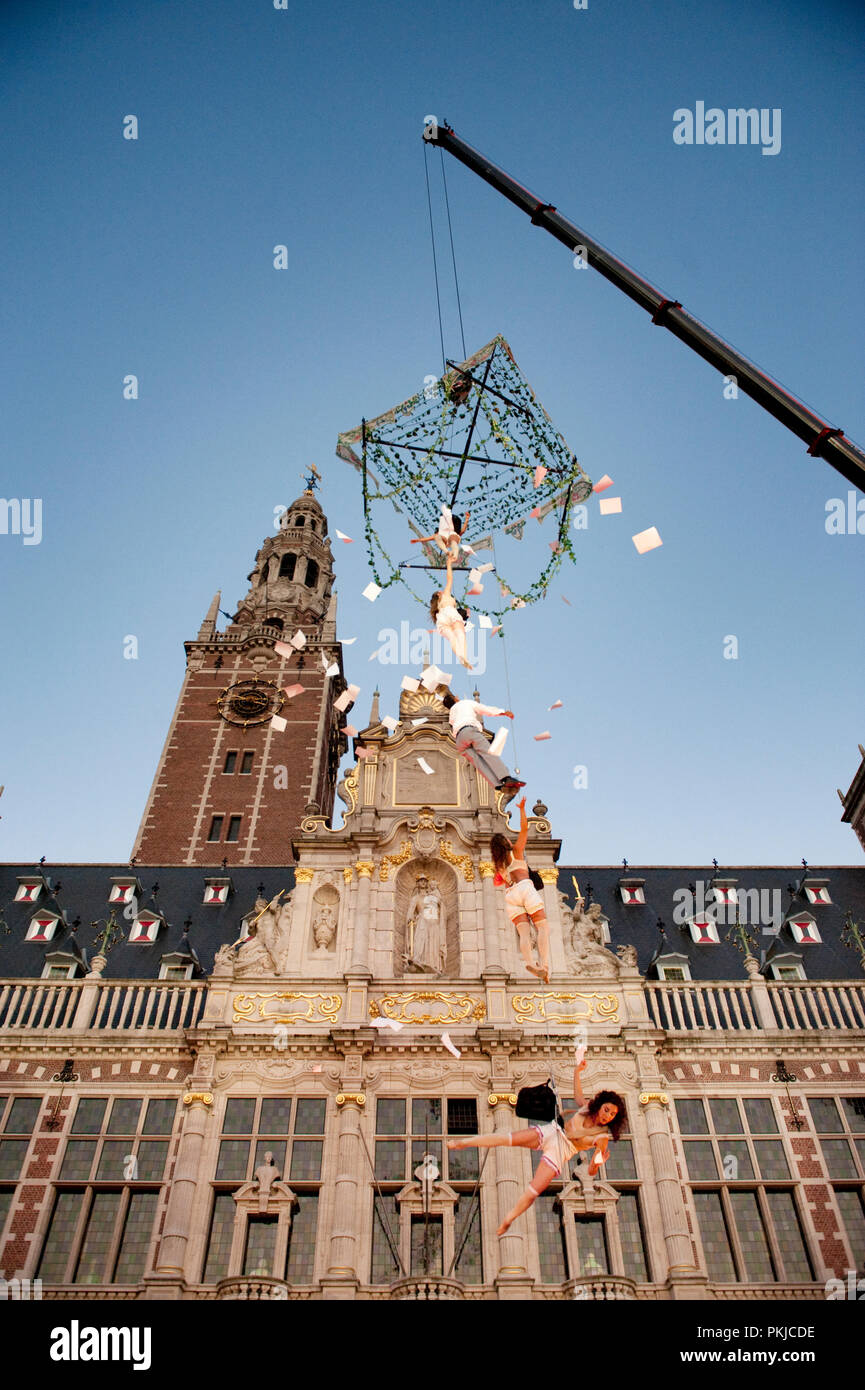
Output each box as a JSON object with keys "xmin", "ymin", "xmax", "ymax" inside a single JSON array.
[
  {"xmin": 274, "ymin": 640, "xmax": 295, "ymax": 658},
  {"xmin": 478, "ymin": 614, "xmax": 493, "ymax": 629},
  {"xmin": 599, "ymin": 496, "xmax": 622, "ymax": 515},
  {"xmin": 411, "ymin": 717, "xmax": 428, "ymax": 726},
  {"xmin": 335, "ymin": 529, "xmax": 353, "ymax": 542},
  {"xmin": 440, "ymin": 1032, "xmax": 461, "ymax": 1059},
  {"xmin": 339, "ymin": 637, "xmax": 357, "ymax": 645},
  {"xmin": 401, "ymin": 676, "xmax": 421, "ymax": 692},
  {"xmin": 632, "ymin": 526, "xmax": 663, "ymax": 554},
  {"xmin": 418, "ymin": 758, "xmax": 434, "ymax": 775},
  {"xmin": 270, "ymin": 715, "xmax": 287, "ymax": 732},
  {"xmin": 593, "ymin": 475, "xmax": 614, "ymax": 493},
  {"xmin": 362, "ymin": 581, "xmax": 382, "ymax": 601},
  {"xmin": 333, "ymin": 691, "xmax": 352, "ymax": 712},
  {"xmin": 382, "ymin": 715, "xmax": 399, "ymax": 732},
  {"xmin": 290, "ymin": 630, "xmax": 307, "ymax": 649},
  {"xmin": 311, "ymin": 1065, "xmax": 324, "ymax": 1073},
  {"xmin": 370, "ymin": 1017, "xmax": 404, "ymax": 1032},
  {"xmin": 368, "ymin": 648, "xmax": 382, "ymax": 661},
  {"xmin": 344, "ymin": 724, "xmax": 358, "ymax": 737},
  {"xmin": 489, "ymin": 727, "xmax": 509, "ymax": 757},
  {"xmin": 592, "ymin": 1148, "xmax": 608, "ymax": 1165},
  {"xmin": 325, "ymin": 663, "xmax": 340, "ymax": 678},
  {"xmin": 549, "ymin": 700, "xmax": 563, "ymax": 710},
  {"xmin": 533, "ymin": 464, "xmax": 548, "ymax": 488},
  {"xmin": 283, "ymin": 683, "xmax": 304, "ymax": 699},
  {"xmin": 534, "ymin": 731, "xmax": 551, "ymax": 741}
]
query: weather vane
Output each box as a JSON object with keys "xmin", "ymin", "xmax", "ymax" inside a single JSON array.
[{"xmin": 302, "ymin": 463, "xmax": 322, "ymax": 492}]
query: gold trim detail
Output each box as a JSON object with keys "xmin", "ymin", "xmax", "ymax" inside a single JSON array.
[
  {"xmin": 355, "ymin": 861, "xmax": 375, "ymax": 878},
  {"xmin": 510, "ymin": 992, "xmax": 620, "ymax": 1025},
  {"xmin": 341, "ymin": 768, "xmax": 359, "ymax": 818},
  {"xmin": 478, "ymin": 861, "xmax": 496, "ymax": 880},
  {"xmin": 532, "ymin": 819, "xmax": 552, "ymax": 835},
  {"xmin": 537, "ymin": 869, "xmax": 558, "ymax": 884},
  {"xmin": 294, "ymin": 867, "xmax": 315, "ymax": 884},
  {"xmin": 182, "ymin": 1092, "xmax": 214, "ymax": 1107},
  {"xmin": 335, "ymin": 1093, "xmax": 366, "ymax": 1107},
  {"xmin": 639, "ymin": 1092, "xmax": 669, "ymax": 1106},
  {"xmin": 438, "ymin": 839, "xmax": 474, "ymax": 882},
  {"xmin": 488, "ymin": 1093, "xmax": 517, "ymax": 1107},
  {"xmin": 343, "ymin": 865, "xmax": 354, "ymax": 883},
  {"xmin": 379, "ymin": 841, "xmax": 413, "ymax": 881},
  {"xmin": 369, "ymin": 992, "xmax": 486, "ymax": 1025},
  {"xmin": 233, "ymin": 992, "xmax": 343, "ymax": 1024}
]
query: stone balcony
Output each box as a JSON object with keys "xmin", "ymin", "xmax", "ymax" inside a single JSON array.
[
  {"xmin": 564, "ymin": 1275, "xmax": 636, "ymax": 1300},
  {"xmin": 215, "ymin": 1276, "xmax": 290, "ymax": 1300},
  {"xmin": 389, "ymin": 1276, "xmax": 466, "ymax": 1300}
]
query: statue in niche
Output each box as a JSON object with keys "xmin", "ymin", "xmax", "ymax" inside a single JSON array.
[
  {"xmin": 254, "ymin": 1150, "xmax": 281, "ymax": 1212},
  {"xmin": 567, "ymin": 901, "xmax": 621, "ymax": 979},
  {"xmin": 312, "ymin": 904, "xmax": 337, "ymax": 954},
  {"xmin": 232, "ymin": 893, "xmax": 292, "ymax": 977},
  {"xmin": 404, "ymin": 874, "xmax": 447, "ymax": 975}
]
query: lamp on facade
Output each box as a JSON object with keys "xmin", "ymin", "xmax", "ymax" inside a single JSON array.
[
  {"xmin": 771, "ymin": 1057, "xmax": 803, "ymax": 1130},
  {"xmin": 45, "ymin": 1057, "xmax": 80, "ymax": 1131}
]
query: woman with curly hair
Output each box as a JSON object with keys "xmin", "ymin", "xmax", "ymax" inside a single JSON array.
[
  {"xmin": 429, "ymin": 551, "xmax": 473, "ymax": 670},
  {"xmin": 491, "ymin": 797, "xmax": 549, "ymax": 982},
  {"xmin": 447, "ymin": 1058, "xmax": 626, "ymax": 1235}
]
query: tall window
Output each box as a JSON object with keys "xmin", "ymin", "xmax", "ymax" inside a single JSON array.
[
  {"xmin": 223, "ymin": 752, "xmax": 237, "ymax": 775},
  {"xmin": 0, "ymin": 1095, "xmax": 41, "ymax": 1184},
  {"xmin": 370, "ymin": 1097, "xmax": 483, "ymax": 1284},
  {"xmin": 203, "ymin": 1096, "xmax": 324, "ymax": 1285},
  {"xmin": 677, "ymin": 1096, "xmax": 814, "ymax": 1283},
  {"xmin": 240, "ymin": 752, "xmax": 254, "ymax": 775},
  {"xmin": 36, "ymin": 1096, "xmax": 176, "ymax": 1285},
  {"xmin": 226, "ymin": 816, "xmax": 242, "ymax": 843},
  {"xmin": 207, "ymin": 816, "xmax": 224, "ymax": 842},
  {"xmin": 808, "ymin": 1095, "xmax": 865, "ymax": 1268},
  {"xmin": 279, "ymin": 554, "xmax": 297, "ymax": 580},
  {"xmin": 304, "ymin": 559, "xmax": 319, "ymax": 590}
]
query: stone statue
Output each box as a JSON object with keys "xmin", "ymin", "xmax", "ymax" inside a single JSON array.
[
  {"xmin": 233, "ymin": 893, "xmax": 292, "ymax": 978},
  {"xmin": 404, "ymin": 875, "xmax": 447, "ymax": 975},
  {"xmin": 616, "ymin": 943, "xmax": 638, "ymax": 969},
  {"xmin": 567, "ymin": 901, "xmax": 621, "ymax": 978},
  {"xmin": 253, "ymin": 1150, "xmax": 281, "ymax": 1213},
  {"xmin": 312, "ymin": 904, "xmax": 336, "ymax": 953}
]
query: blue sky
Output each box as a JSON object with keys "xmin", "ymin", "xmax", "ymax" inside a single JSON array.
[{"xmin": 1, "ymin": 0, "xmax": 863, "ymax": 865}]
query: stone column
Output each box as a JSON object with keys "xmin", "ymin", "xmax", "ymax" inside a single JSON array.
[
  {"xmin": 321, "ymin": 1092, "xmax": 366, "ymax": 1299},
  {"xmin": 538, "ymin": 870, "xmax": 568, "ymax": 975},
  {"xmin": 349, "ymin": 860, "xmax": 375, "ymax": 973},
  {"xmin": 478, "ymin": 861, "xmax": 504, "ymax": 973},
  {"xmin": 640, "ymin": 1092, "xmax": 708, "ymax": 1299},
  {"xmin": 489, "ymin": 1095, "xmax": 534, "ymax": 1299},
  {"xmin": 284, "ymin": 865, "xmax": 315, "ymax": 973},
  {"xmin": 743, "ymin": 953, "xmax": 777, "ymax": 1029},
  {"xmin": 142, "ymin": 1090, "xmax": 213, "ymax": 1298}
]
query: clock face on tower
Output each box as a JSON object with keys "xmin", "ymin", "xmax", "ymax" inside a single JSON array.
[{"xmin": 217, "ymin": 679, "xmax": 284, "ymax": 727}]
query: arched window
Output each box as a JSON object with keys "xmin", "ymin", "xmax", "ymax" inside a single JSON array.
[
  {"xmin": 265, "ymin": 617, "xmax": 284, "ymax": 632},
  {"xmin": 294, "ymin": 515, "xmax": 305, "ymax": 527},
  {"xmin": 309, "ymin": 519, "xmax": 317, "ymax": 533},
  {"xmin": 279, "ymin": 554, "xmax": 297, "ymax": 580},
  {"xmin": 305, "ymin": 559, "xmax": 319, "ymax": 589}
]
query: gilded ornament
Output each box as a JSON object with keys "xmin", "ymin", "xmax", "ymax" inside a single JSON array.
[
  {"xmin": 341, "ymin": 769, "xmax": 359, "ymax": 818},
  {"xmin": 537, "ymin": 868, "xmax": 558, "ymax": 885},
  {"xmin": 294, "ymin": 867, "xmax": 315, "ymax": 884},
  {"xmin": 343, "ymin": 865, "xmax": 354, "ymax": 883},
  {"xmin": 438, "ymin": 839, "xmax": 474, "ymax": 882},
  {"xmin": 478, "ymin": 861, "xmax": 496, "ymax": 879},
  {"xmin": 335, "ymin": 1093, "xmax": 366, "ymax": 1107},
  {"xmin": 182, "ymin": 1092, "xmax": 214, "ymax": 1107},
  {"xmin": 639, "ymin": 1092, "xmax": 669, "ymax": 1106},
  {"xmin": 369, "ymin": 991, "xmax": 486, "ymax": 1026},
  {"xmin": 510, "ymin": 991, "xmax": 620, "ymax": 1025},
  {"xmin": 487, "ymin": 1093, "xmax": 517, "ymax": 1107},
  {"xmin": 379, "ymin": 841, "xmax": 413, "ymax": 881},
  {"xmin": 233, "ymin": 992, "xmax": 343, "ymax": 1024},
  {"xmin": 355, "ymin": 861, "xmax": 375, "ymax": 878}
]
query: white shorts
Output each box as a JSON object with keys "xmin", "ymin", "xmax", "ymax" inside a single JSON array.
[
  {"xmin": 530, "ymin": 1121, "xmax": 577, "ymax": 1176},
  {"xmin": 505, "ymin": 877, "xmax": 545, "ymax": 922}
]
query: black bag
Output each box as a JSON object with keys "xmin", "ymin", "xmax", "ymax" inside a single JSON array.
[
  {"xmin": 528, "ymin": 868, "xmax": 544, "ymax": 892},
  {"xmin": 515, "ymin": 1081, "xmax": 564, "ymax": 1127}
]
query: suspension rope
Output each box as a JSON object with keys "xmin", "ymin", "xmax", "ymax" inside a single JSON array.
[
  {"xmin": 423, "ymin": 143, "xmax": 447, "ymax": 378},
  {"xmin": 439, "ymin": 148, "xmax": 467, "ymax": 361},
  {"xmin": 490, "ymin": 534, "xmax": 519, "ymax": 774},
  {"xmin": 446, "ymin": 1146, "xmax": 491, "ymax": 1278},
  {"xmin": 357, "ymin": 1124, "xmax": 406, "ymax": 1277}
]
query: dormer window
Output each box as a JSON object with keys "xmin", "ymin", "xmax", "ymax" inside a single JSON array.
[
  {"xmin": 42, "ymin": 950, "xmax": 85, "ymax": 980},
  {"xmin": 712, "ymin": 886, "xmax": 738, "ymax": 908},
  {"xmin": 26, "ymin": 911, "xmax": 61, "ymax": 942},
  {"xmin": 788, "ymin": 915, "xmax": 821, "ymax": 945},
  {"xmin": 769, "ymin": 954, "xmax": 806, "ymax": 981},
  {"xmin": 15, "ymin": 876, "xmax": 46, "ymax": 904},
  {"xmin": 619, "ymin": 885, "xmax": 645, "ymax": 905},
  {"xmin": 203, "ymin": 878, "xmax": 232, "ymax": 906},
  {"xmin": 108, "ymin": 877, "xmax": 141, "ymax": 906},
  {"xmin": 279, "ymin": 554, "xmax": 297, "ymax": 580},
  {"xmin": 688, "ymin": 917, "xmax": 720, "ymax": 945},
  {"xmin": 158, "ymin": 953, "xmax": 195, "ymax": 981},
  {"xmin": 128, "ymin": 912, "xmax": 163, "ymax": 944},
  {"xmin": 802, "ymin": 883, "xmax": 831, "ymax": 906},
  {"xmin": 654, "ymin": 952, "xmax": 691, "ymax": 982}
]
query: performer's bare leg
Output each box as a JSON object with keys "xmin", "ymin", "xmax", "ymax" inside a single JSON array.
[
  {"xmin": 530, "ymin": 909, "xmax": 551, "ymax": 983},
  {"xmin": 513, "ymin": 913, "xmax": 544, "ymax": 978},
  {"xmin": 497, "ymin": 1158, "xmax": 557, "ymax": 1235},
  {"xmin": 447, "ymin": 1128, "xmax": 539, "ymax": 1152}
]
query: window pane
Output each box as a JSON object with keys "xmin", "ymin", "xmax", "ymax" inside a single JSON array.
[
  {"xmin": 753, "ymin": 1141, "xmax": 790, "ymax": 1180},
  {"xmin": 374, "ymin": 1140, "xmax": 404, "ymax": 1181},
  {"xmin": 412, "ymin": 1098, "xmax": 442, "ymax": 1134},
  {"xmin": 447, "ymin": 1098, "xmax": 478, "ymax": 1135},
  {"xmin": 253, "ymin": 1141, "xmax": 286, "ymax": 1176},
  {"xmin": 375, "ymin": 1099, "xmax": 405, "ymax": 1136},
  {"xmin": 410, "ymin": 1215, "xmax": 442, "ymax": 1276},
  {"xmin": 96, "ymin": 1141, "xmax": 130, "ymax": 1181},
  {"xmin": 203, "ymin": 1191, "xmax": 237, "ymax": 1284},
  {"xmin": 294, "ymin": 1098, "xmax": 326, "ymax": 1135},
  {"xmin": 371, "ymin": 1194, "xmax": 401, "ymax": 1284},
  {"xmin": 113, "ymin": 1191, "xmax": 158, "ymax": 1283},
  {"xmin": 223, "ymin": 1099, "xmax": 255, "ymax": 1135},
  {"xmin": 574, "ymin": 1217, "xmax": 608, "ymax": 1277},
  {"xmin": 535, "ymin": 1192, "xmax": 568, "ymax": 1283},
  {"xmin": 693, "ymin": 1191, "xmax": 736, "ymax": 1282},
  {"xmin": 729, "ymin": 1191, "xmax": 774, "ymax": 1281},
  {"xmin": 136, "ymin": 1141, "xmax": 168, "ymax": 1182},
  {"xmin": 107, "ymin": 1098, "xmax": 142, "ymax": 1135},
  {"xmin": 0, "ymin": 1190, "xmax": 12, "ymax": 1240},
  {"xmin": 286, "ymin": 1192, "xmax": 319, "ymax": 1283},
  {"xmin": 821, "ymin": 1140, "xmax": 857, "ymax": 1179},
  {"xmin": 766, "ymin": 1191, "xmax": 812, "ymax": 1281},
  {"xmin": 447, "ymin": 1144, "xmax": 479, "ymax": 1183},
  {"xmin": 719, "ymin": 1139, "xmax": 754, "ymax": 1180},
  {"xmin": 0, "ymin": 1140, "xmax": 29, "ymax": 1181},
  {"xmin": 142, "ymin": 1099, "xmax": 177, "ymax": 1136},
  {"xmin": 223, "ymin": 752, "xmax": 237, "ymax": 774},
  {"xmin": 72, "ymin": 1098, "xmax": 107, "ymax": 1135},
  {"xmin": 38, "ymin": 1190, "xmax": 85, "ymax": 1282},
  {"xmin": 207, "ymin": 817, "xmax": 223, "ymax": 841},
  {"xmin": 75, "ymin": 1191, "xmax": 122, "ymax": 1284},
  {"xmin": 855, "ymin": 1138, "xmax": 865, "ymax": 1174},
  {"xmin": 259, "ymin": 1097, "xmax": 292, "ymax": 1134},
  {"xmin": 453, "ymin": 1195, "xmax": 483, "ymax": 1284},
  {"xmin": 684, "ymin": 1141, "xmax": 718, "ymax": 1180},
  {"xmin": 240, "ymin": 752, "xmax": 254, "ymax": 774},
  {"xmin": 411, "ymin": 1140, "xmax": 442, "ymax": 1177},
  {"xmin": 616, "ymin": 1191, "xmax": 648, "ymax": 1282},
  {"xmin": 604, "ymin": 1138, "xmax": 636, "ymax": 1181},
  {"xmin": 834, "ymin": 1190, "xmax": 865, "ymax": 1267},
  {"xmin": 709, "ymin": 1098, "xmax": 743, "ymax": 1134},
  {"xmin": 216, "ymin": 1140, "xmax": 250, "ymax": 1181},
  {"xmin": 675, "ymin": 1099, "xmax": 708, "ymax": 1135},
  {"xmin": 6, "ymin": 1098, "xmax": 41, "ymax": 1134},
  {"xmin": 743, "ymin": 1098, "xmax": 778, "ymax": 1134},
  {"xmin": 60, "ymin": 1140, "xmax": 97, "ymax": 1180},
  {"xmin": 244, "ymin": 1216, "xmax": 279, "ymax": 1277},
  {"xmin": 226, "ymin": 817, "xmax": 242, "ymax": 843},
  {"xmin": 807, "ymin": 1097, "xmax": 842, "ymax": 1134},
  {"xmin": 289, "ymin": 1141, "xmax": 323, "ymax": 1182},
  {"xmin": 841, "ymin": 1097, "xmax": 865, "ymax": 1131}
]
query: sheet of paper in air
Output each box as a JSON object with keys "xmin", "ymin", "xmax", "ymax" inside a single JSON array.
[
  {"xmin": 549, "ymin": 541, "xmax": 561, "ymax": 551},
  {"xmin": 368, "ymin": 648, "xmax": 382, "ymax": 661},
  {"xmin": 530, "ymin": 506, "xmax": 541, "ymax": 520},
  {"xmin": 549, "ymin": 700, "xmax": 563, "ymax": 710},
  {"xmin": 339, "ymin": 636, "xmax": 357, "ymax": 645},
  {"xmin": 325, "ymin": 663, "xmax": 340, "ymax": 678},
  {"xmin": 270, "ymin": 715, "xmax": 287, "ymax": 732},
  {"xmin": 283, "ymin": 683, "xmax": 304, "ymax": 699},
  {"xmin": 382, "ymin": 715, "xmax": 399, "ymax": 732},
  {"xmin": 371, "ymin": 1017, "xmax": 404, "ymax": 1031},
  {"xmin": 290, "ymin": 630, "xmax": 307, "ymax": 649},
  {"xmin": 592, "ymin": 1147, "xmax": 608, "ymax": 1165},
  {"xmin": 411, "ymin": 717, "xmax": 428, "ymax": 725},
  {"xmin": 335, "ymin": 529, "xmax": 353, "ymax": 542},
  {"xmin": 471, "ymin": 533, "xmax": 494, "ymax": 551},
  {"xmin": 489, "ymin": 727, "xmax": 509, "ymax": 757},
  {"xmin": 575, "ymin": 1044, "xmax": 586, "ymax": 1066},
  {"xmin": 356, "ymin": 746, "xmax": 374, "ymax": 758},
  {"xmin": 632, "ymin": 526, "xmax": 662, "ymax": 554},
  {"xmin": 344, "ymin": 724, "xmax": 358, "ymax": 737},
  {"xmin": 311, "ymin": 1065, "xmax": 324, "ymax": 1073},
  {"xmin": 333, "ymin": 691, "xmax": 352, "ymax": 712},
  {"xmin": 534, "ymin": 731, "xmax": 551, "ymax": 741},
  {"xmin": 401, "ymin": 676, "xmax": 421, "ymax": 692},
  {"xmin": 599, "ymin": 496, "xmax": 622, "ymax": 515},
  {"xmin": 274, "ymin": 640, "xmax": 295, "ymax": 658},
  {"xmin": 593, "ymin": 475, "xmax": 614, "ymax": 493},
  {"xmin": 421, "ymin": 665, "xmax": 444, "ymax": 691},
  {"xmin": 533, "ymin": 464, "xmax": 548, "ymax": 488},
  {"xmin": 478, "ymin": 614, "xmax": 493, "ymax": 629},
  {"xmin": 440, "ymin": 1032, "xmax": 461, "ymax": 1058},
  {"xmin": 417, "ymin": 757, "xmax": 435, "ymax": 775},
  {"xmin": 362, "ymin": 581, "xmax": 382, "ymax": 601},
  {"xmin": 561, "ymin": 596, "xmax": 571, "ymax": 606}
]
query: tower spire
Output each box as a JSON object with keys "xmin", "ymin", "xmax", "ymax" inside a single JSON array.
[{"xmin": 197, "ymin": 591, "xmax": 221, "ymax": 640}]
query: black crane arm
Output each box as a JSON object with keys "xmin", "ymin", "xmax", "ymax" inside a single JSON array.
[{"xmin": 423, "ymin": 118, "xmax": 865, "ymax": 492}]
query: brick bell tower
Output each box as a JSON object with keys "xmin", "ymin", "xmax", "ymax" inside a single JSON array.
[{"xmin": 132, "ymin": 486, "xmax": 349, "ymax": 865}]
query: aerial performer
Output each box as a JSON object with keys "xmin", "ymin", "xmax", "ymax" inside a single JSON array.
[
  {"xmin": 430, "ymin": 551, "xmax": 474, "ymax": 670},
  {"xmin": 447, "ymin": 1058, "xmax": 626, "ymax": 1235},
  {"xmin": 410, "ymin": 505, "xmax": 470, "ymax": 561},
  {"xmin": 443, "ymin": 691, "xmax": 525, "ymax": 797},
  {"xmin": 490, "ymin": 797, "xmax": 551, "ymax": 983}
]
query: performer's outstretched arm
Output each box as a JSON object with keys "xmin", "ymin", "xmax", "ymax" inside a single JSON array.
[{"xmin": 514, "ymin": 798, "xmax": 529, "ymax": 858}]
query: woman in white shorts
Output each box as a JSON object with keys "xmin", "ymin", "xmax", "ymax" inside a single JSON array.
[
  {"xmin": 429, "ymin": 551, "xmax": 473, "ymax": 670},
  {"xmin": 448, "ymin": 1059, "xmax": 625, "ymax": 1235},
  {"xmin": 491, "ymin": 798, "xmax": 550, "ymax": 981},
  {"xmin": 411, "ymin": 505, "xmax": 470, "ymax": 562}
]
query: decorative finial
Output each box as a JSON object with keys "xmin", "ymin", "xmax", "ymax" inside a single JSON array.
[
  {"xmin": 301, "ymin": 464, "xmax": 322, "ymax": 493},
  {"xmin": 622, "ymin": 858, "xmax": 629, "ymax": 873}
]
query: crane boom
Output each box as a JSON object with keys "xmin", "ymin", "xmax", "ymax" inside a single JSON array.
[{"xmin": 423, "ymin": 119, "xmax": 865, "ymax": 492}]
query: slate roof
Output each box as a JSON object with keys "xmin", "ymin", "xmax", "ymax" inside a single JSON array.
[{"xmin": 0, "ymin": 861, "xmax": 863, "ymax": 982}]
